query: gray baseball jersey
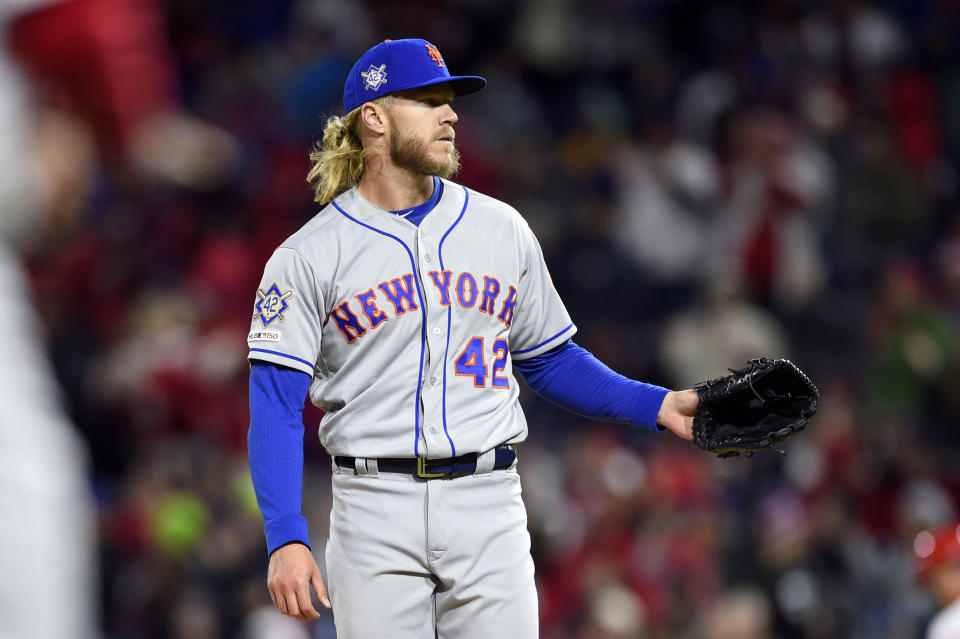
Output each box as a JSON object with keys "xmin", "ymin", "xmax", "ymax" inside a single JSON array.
[{"xmin": 247, "ymin": 179, "xmax": 576, "ymax": 459}]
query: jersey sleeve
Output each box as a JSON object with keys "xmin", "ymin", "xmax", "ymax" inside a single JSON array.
[
  {"xmin": 509, "ymin": 220, "xmax": 577, "ymax": 360},
  {"xmin": 247, "ymin": 247, "xmax": 324, "ymax": 376}
]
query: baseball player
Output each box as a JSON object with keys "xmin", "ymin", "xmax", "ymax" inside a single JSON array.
[
  {"xmin": 915, "ymin": 522, "xmax": 960, "ymax": 639},
  {"xmin": 247, "ymin": 38, "xmax": 699, "ymax": 638}
]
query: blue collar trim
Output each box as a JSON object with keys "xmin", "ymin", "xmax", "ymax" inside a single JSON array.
[{"xmin": 390, "ymin": 177, "xmax": 443, "ymax": 227}]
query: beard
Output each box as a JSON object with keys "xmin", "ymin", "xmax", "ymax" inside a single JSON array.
[{"xmin": 387, "ymin": 119, "xmax": 461, "ymax": 179}]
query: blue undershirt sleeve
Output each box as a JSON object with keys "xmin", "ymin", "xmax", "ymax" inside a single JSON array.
[
  {"xmin": 248, "ymin": 361, "xmax": 313, "ymax": 555},
  {"xmin": 512, "ymin": 340, "xmax": 669, "ymax": 431}
]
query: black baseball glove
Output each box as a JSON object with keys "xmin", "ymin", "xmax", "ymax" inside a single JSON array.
[{"xmin": 692, "ymin": 358, "xmax": 819, "ymax": 458}]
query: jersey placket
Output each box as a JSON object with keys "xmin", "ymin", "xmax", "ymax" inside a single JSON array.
[{"xmin": 414, "ymin": 224, "xmax": 454, "ymax": 458}]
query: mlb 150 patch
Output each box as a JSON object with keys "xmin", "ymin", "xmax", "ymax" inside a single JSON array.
[{"xmin": 248, "ymin": 330, "xmax": 282, "ymax": 342}]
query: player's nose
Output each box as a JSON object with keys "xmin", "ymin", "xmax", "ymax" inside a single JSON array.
[{"xmin": 439, "ymin": 103, "xmax": 458, "ymax": 126}]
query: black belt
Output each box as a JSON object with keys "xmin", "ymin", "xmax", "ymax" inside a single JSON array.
[{"xmin": 334, "ymin": 448, "xmax": 516, "ymax": 479}]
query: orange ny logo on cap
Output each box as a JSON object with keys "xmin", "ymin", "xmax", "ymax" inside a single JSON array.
[{"xmin": 425, "ymin": 43, "xmax": 444, "ymax": 68}]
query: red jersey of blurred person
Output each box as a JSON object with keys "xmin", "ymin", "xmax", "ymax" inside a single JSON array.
[
  {"xmin": 9, "ymin": 0, "xmax": 175, "ymax": 148},
  {"xmin": 915, "ymin": 522, "xmax": 960, "ymax": 585}
]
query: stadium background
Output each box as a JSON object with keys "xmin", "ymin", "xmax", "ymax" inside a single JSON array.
[{"xmin": 6, "ymin": 0, "xmax": 960, "ymax": 637}]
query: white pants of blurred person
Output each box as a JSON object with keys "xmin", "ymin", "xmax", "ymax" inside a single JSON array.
[{"xmin": 0, "ymin": 244, "xmax": 98, "ymax": 639}]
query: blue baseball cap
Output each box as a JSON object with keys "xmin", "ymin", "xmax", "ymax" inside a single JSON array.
[{"xmin": 343, "ymin": 38, "xmax": 486, "ymax": 113}]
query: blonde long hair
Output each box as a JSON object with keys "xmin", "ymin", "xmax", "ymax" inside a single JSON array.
[{"xmin": 306, "ymin": 106, "xmax": 378, "ymax": 206}]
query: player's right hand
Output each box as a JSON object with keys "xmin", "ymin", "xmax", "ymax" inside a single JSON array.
[{"xmin": 267, "ymin": 542, "xmax": 331, "ymax": 620}]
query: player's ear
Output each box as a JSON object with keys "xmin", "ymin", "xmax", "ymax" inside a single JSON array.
[{"xmin": 359, "ymin": 101, "xmax": 387, "ymax": 135}]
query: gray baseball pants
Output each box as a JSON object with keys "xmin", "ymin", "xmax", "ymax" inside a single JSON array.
[{"xmin": 325, "ymin": 451, "xmax": 538, "ymax": 638}]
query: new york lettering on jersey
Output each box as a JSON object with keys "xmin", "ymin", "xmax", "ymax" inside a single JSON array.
[{"xmin": 329, "ymin": 270, "xmax": 518, "ymax": 344}]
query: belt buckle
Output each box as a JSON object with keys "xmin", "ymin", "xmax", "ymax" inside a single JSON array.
[{"xmin": 416, "ymin": 457, "xmax": 447, "ymax": 479}]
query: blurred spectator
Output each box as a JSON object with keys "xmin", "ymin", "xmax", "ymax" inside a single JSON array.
[
  {"xmin": 915, "ymin": 522, "xmax": 960, "ymax": 639},
  {"xmin": 659, "ymin": 276, "xmax": 791, "ymax": 388},
  {"xmin": 866, "ymin": 260, "xmax": 954, "ymax": 422},
  {"xmin": 717, "ymin": 108, "xmax": 832, "ymax": 310},
  {"xmin": 697, "ymin": 587, "xmax": 774, "ymax": 639},
  {"xmin": 613, "ymin": 130, "xmax": 723, "ymax": 285}
]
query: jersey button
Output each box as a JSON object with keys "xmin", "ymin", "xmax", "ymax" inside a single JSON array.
[
  {"xmin": 429, "ymin": 427, "xmax": 437, "ymax": 434},
  {"xmin": 432, "ymin": 327, "xmax": 442, "ymax": 335},
  {"xmin": 430, "ymin": 376, "xmax": 438, "ymax": 385},
  {"xmin": 424, "ymin": 254, "xmax": 432, "ymax": 263}
]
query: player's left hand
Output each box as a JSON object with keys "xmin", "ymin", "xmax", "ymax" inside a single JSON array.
[{"xmin": 657, "ymin": 389, "xmax": 698, "ymax": 441}]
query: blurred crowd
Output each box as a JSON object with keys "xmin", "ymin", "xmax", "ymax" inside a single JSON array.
[{"xmin": 4, "ymin": 0, "xmax": 960, "ymax": 637}]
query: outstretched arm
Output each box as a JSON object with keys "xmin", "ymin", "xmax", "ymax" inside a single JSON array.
[{"xmin": 512, "ymin": 340, "xmax": 697, "ymax": 441}]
